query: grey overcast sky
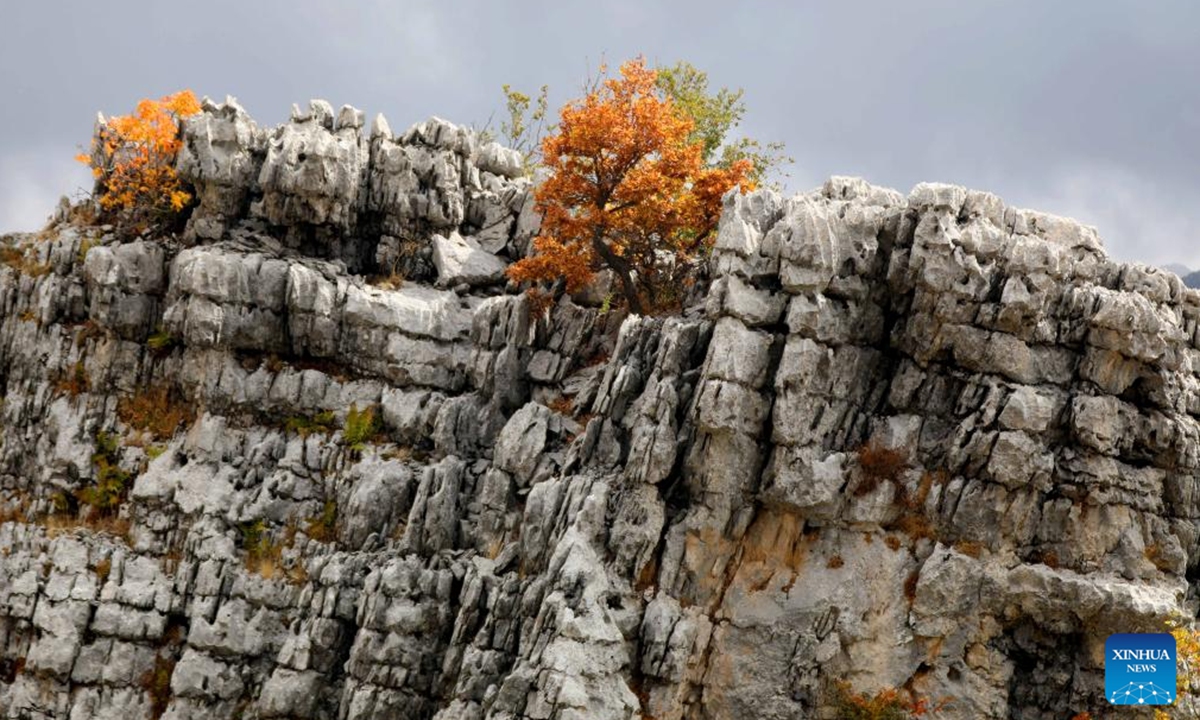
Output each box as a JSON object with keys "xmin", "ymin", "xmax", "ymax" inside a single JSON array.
[{"xmin": 2, "ymin": 1, "xmax": 1198, "ymax": 267}]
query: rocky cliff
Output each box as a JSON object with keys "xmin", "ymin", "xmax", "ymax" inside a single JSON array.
[{"xmin": 1, "ymin": 98, "xmax": 1197, "ymax": 720}]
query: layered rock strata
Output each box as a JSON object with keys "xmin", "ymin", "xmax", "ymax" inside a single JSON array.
[{"xmin": 1, "ymin": 101, "xmax": 1197, "ymax": 720}]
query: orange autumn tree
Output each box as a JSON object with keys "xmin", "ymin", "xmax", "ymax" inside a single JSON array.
[
  {"xmin": 507, "ymin": 58, "xmax": 754, "ymax": 315},
  {"xmin": 76, "ymin": 90, "xmax": 201, "ymax": 230}
]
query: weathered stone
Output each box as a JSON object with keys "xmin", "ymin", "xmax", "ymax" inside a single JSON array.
[
  {"xmin": 4, "ymin": 100, "xmax": 1198, "ymax": 720},
  {"xmin": 493, "ymin": 402, "xmax": 551, "ymax": 486},
  {"xmin": 431, "ymin": 231, "xmax": 507, "ymax": 287}
]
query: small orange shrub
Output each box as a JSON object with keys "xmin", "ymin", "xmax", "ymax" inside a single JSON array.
[
  {"xmin": 1165, "ymin": 617, "xmax": 1200, "ymax": 714},
  {"xmin": 77, "ymin": 90, "xmax": 200, "ymax": 228},
  {"xmin": 900, "ymin": 469, "xmax": 944, "ymax": 510},
  {"xmin": 506, "ymin": 58, "xmax": 753, "ymax": 315}
]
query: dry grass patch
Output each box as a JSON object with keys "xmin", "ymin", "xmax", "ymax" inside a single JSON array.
[
  {"xmin": 240, "ymin": 519, "xmax": 283, "ymax": 578},
  {"xmin": 953, "ymin": 539, "xmax": 984, "ymax": 558},
  {"xmin": 160, "ymin": 546, "xmax": 183, "ymax": 574},
  {"xmin": 93, "ymin": 557, "xmax": 112, "ymax": 584},
  {"xmin": 830, "ymin": 680, "xmax": 941, "ymax": 720},
  {"xmin": 54, "ymin": 360, "xmax": 91, "ymax": 397},
  {"xmin": 886, "ymin": 512, "xmax": 936, "ymax": 544},
  {"xmin": 384, "ymin": 446, "xmax": 413, "ymax": 462},
  {"xmin": 854, "ymin": 439, "xmax": 910, "ymax": 496},
  {"xmin": 118, "ymin": 385, "xmax": 195, "ymax": 440},
  {"xmin": 547, "ymin": 395, "xmax": 574, "ymax": 416},
  {"xmin": 74, "ymin": 319, "xmax": 104, "ymax": 348},
  {"xmin": 304, "ymin": 500, "xmax": 338, "ymax": 544},
  {"xmin": 285, "ymin": 560, "xmax": 309, "ymax": 586},
  {"xmin": 0, "ymin": 245, "xmax": 52, "ymax": 277},
  {"xmin": 903, "ymin": 570, "xmax": 921, "ymax": 604},
  {"xmin": 139, "ymin": 654, "xmax": 176, "ymax": 719},
  {"xmin": 0, "ymin": 492, "xmax": 32, "ymax": 525},
  {"xmin": 371, "ymin": 271, "xmax": 406, "ymax": 290},
  {"xmin": 40, "ymin": 511, "xmax": 131, "ymax": 543}
]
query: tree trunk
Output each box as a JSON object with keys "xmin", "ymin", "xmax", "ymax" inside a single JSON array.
[{"xmin": 590, "ymin": 230, "xmax": 644, "ymax": 315}]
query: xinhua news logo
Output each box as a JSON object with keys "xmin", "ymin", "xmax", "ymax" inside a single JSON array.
[{"xmin": 1106, "ymin": 633, "xmax": 1176, "ymax": 706}]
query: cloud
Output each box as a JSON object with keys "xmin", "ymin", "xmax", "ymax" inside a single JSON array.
[
  {"xmin": 1, "ymin": 1, "xmax": 1197, "ymax": 271},
  {"xmin": 0, "ymin": 147, "xmax": 92, "ymax": 233},
  {"xmin": 1028, "ymin": 163, "xmax": 1200, "ymax": 269}
]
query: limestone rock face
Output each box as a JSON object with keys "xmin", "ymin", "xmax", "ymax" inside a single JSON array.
[
  {"xmin": 176, "ymin": 97, "xmax": 265, "ymax": 240},
  {"xmin": 432, "ymin": 231, "xmax": 508, "ymax": 287},
  {"xmin": 175, "ymin": 100, "xmax": 533, "ymax": 278},
  {"xmin": 1, "ymin": 105, "xmax": 1198, "ymax": 720},
  {"xmin": 255, "ymin": 101, "xmax": 368, "ymax": 231}
]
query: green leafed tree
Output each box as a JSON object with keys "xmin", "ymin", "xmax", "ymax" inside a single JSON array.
[
  {"xmin": 496, "ymin": 59, "xmax": 791, "ymax": 187},
  {"xmin": 499, "ymin": 83, "xmax": 550, "ymax": 172},
  {"xmin": 654, "ymin": 61, "xmax": 793, "ymax": 189}
]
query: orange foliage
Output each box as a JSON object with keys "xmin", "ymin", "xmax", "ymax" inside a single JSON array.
[
  {"xmin": 116, "ymin": 384, "xmax": 196, "ymax": 440},
  {"xmin": 1166, "ymin": 617, "xmax": 1200, "ymax": 711},
  {"xmin": 76, "ymin": 90, "xmax": 200, "ymax": 226},
  {"xmin": 507, "ymin": 58, "xmax": 753, "ymax": 315},
  {"xmin": 831, "ymin": 681, "xmax": 947, "ymax": 719},
  {"xmin": 856, "ymin": 439, "xmax": 910, "ymax": 493}
]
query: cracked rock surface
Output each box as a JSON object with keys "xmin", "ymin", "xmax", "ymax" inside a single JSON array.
[{"xmin": 0, "ymin": 102, "xmax": 1197, "ymax": 720}]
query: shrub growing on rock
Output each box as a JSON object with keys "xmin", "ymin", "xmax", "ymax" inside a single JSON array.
[
  {"xmin": 342, "ymin": 403, "xmax": 383, "ymax": 450},
  {"xmin": 654, "ymin": 60, "xmax": 791, "ymax": 190},
  {"xmin": 77, "ymin": 431, "xmax": 130, "ymax": 516},
  {"xmin": 498, "ymin": 60, "xmax": 790, "ymax": 186},
  {"xmin": 284, "ymin": 410, "xmax": 337, "ymax": 437},
  {"xmin": 1157, "ymin": 618, "xmax": 1200, "ymax": 719},
  {"xmin": 305, "ymin": 500, "xmax": 338, "ymax": 543},
  {"xmin": 239, "ymin": 519, "xmax": 282, "ymax": 578},
  {"xmin": 76, "ymin": 90, "xmax": 201, "ymax": 232},
  {"xmin": 507, "ymin": 58, "xmax": 753, "ymax": 315}
]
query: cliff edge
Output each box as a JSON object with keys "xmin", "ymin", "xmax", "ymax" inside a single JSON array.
[{"xmin": 1, "ymin": 99, "xmax": 1196, "ymax": 719}]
